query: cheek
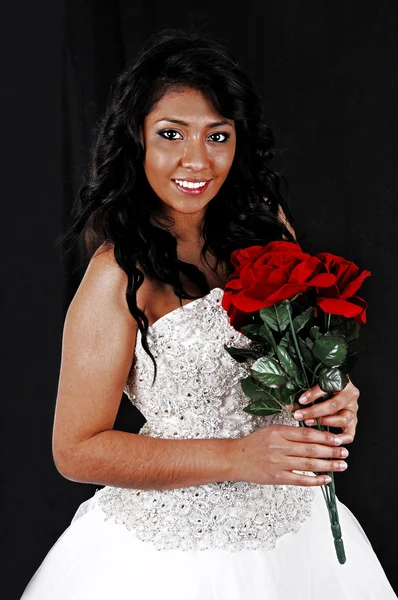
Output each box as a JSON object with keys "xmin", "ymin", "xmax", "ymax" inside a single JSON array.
[
  {"xmin": 144, "ymin": 146, "xmax": 177, "ymax": 178},
  {"xmin": 214, "ymin": 145, "xmax": 235, "ymax": 175}
]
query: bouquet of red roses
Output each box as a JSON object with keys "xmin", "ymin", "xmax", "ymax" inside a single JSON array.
[{"xmin": 222, "ymin": 241, "xmax": 371, "ymax": 564}]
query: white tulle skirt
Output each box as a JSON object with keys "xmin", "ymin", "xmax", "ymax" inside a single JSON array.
[{"xmin": 20, "ymin": 486, "xmax": 396, "ymax": 599}]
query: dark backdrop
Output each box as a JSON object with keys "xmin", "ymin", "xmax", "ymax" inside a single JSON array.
[{"xmin": 2, "ymin": 1, "xmax": 397, "ymax": 598}]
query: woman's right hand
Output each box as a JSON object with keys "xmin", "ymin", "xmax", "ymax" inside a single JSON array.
[{"xmin": 231, "ymin": 424, "xmax": 351, "ymax": 487}]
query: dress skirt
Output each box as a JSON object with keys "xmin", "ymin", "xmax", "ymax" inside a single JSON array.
[{"xmin": 20, "ymin": 485, "xmax": 397, "ymax": 599}]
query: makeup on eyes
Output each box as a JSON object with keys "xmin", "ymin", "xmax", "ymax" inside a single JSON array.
[{"xmin": 157, "ymin": 129, "xmax": 231, "ymax": 143}]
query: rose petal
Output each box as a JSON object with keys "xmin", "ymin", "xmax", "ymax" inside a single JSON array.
[
  {"xmin": 307, "ymin": 273, "xmax": 337, "ymax": 287},
  {"xmin": 340, "ymin": 270, "xmax": 371, "ymax": 299},
  {"xmin": 264, "ymin": 283, "xmax": 308, "ymax": 305},
  {"xmin": 316, "ymin": 297, "xmax": 364, "ymax": 318},
  {"xmin": 229, "ymin": 289, "xmax": 276, "ymax": 312},
  {"xmin": 290, "ymin": 257, "xmax": 322, "ymax": 283},
  {"xmin": 224, "ymin": 278, "xmax": 242, "ymax": 291}
]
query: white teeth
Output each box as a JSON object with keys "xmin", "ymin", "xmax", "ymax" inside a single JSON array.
[{"xmin": 175, "ymin": 180, "xmax": 207, "ymax": 189}]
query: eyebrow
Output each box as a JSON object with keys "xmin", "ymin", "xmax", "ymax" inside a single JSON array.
[{"xmin": 154, "ymin": 118, "xmax": 233, "ymax": 128}]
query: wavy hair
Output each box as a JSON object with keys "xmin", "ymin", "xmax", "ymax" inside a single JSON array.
[{"xmin": 56, "ymin": 27, "xmax": 296, "ymax": 383}]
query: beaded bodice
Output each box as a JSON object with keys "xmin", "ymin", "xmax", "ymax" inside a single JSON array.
[{"xmin": 93, "ymin": 287, "xmax": 315, "ymax": 551}]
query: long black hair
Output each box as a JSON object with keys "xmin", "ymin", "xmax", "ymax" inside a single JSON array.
[{"xmin": 56, "ymin": 27, "xmax": 296, "ymax": 381}]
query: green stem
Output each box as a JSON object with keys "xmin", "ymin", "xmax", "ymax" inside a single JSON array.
[
  {"xmin": 286, "ymin": 303, "xmax": 310, "ymax": 390},
  {"xmin": 311, "ymin": 363, "xmax": 323, "ymax": 387},
  {"xmin": 324, "ymin": 311, "xmax": 331, "ymax": 332},
  {"xmin": 292, "ymin": 306, "xmax": 345, "ymax": 564},
  {"xmin": 304, "ymin": 422, "xmax": 346, "ymax": 563},
  {"xmin": 326, "ymin": 476, "xmax": 346, "ymax": 564}
]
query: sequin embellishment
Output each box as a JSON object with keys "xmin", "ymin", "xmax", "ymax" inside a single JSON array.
[{"xmin": 94, "ymin": 287, "xmax": 315, "ymax": 551}]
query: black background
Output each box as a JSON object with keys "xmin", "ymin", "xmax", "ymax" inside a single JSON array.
[{"xmin": 1, "ymin": 1, "xmax": 397, "ymax": 598}]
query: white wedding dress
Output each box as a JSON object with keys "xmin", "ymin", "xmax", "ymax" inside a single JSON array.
[{"xmin": 21, "ymin": 287, "xmax": 396, "ymax": 599}]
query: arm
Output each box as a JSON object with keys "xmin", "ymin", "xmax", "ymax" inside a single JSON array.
[
  {"xmin": 277, "ymin": 202, "xmax": 297, "ymax": 241},
  {"xmin": 52, "ymin": 244, "xmax": 349, "ymax": 491},
  {"xmin": 52, "ymin": 245, "xmax": 236, "ymax": 491},
  {"xmin": 263, "ymin": 196, "xmax": 297, "ymax": 241}
]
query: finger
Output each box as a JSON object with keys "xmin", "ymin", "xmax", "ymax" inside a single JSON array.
[
  {"xmin": 297, "ymin": 384, "xmax": 328, "ymax": 405},
  {"xmin": 342, "ymin": 416, "xmax": 357, "ymax": 440},
  {"xmin": 316, "ymin": 408, "xmax": 356, "ymax": 429},
  {"xmin": 294, "ymin": 393, "xmax": 347, "ymax": 422},
  {"xmin": 298, "ymin": 379, "xmax": 358, "ymax": 406},
  {"xmin": 285, "ymin": 401, "xmax": 303, "ymax": 414},
  {"xmin": 335, "ymin": 432, "xmax": 355, "ymax": 445},
  {"xmin": 282, "ymin": 471, "xmax": 332, "ymax": 487},
  {"xmin": 300, "ymin": 423, "xmax": 356, "ymax": 445},
  {"xmin": 285, "ymin": 456, "xmax": 348, "ymax": 473},
  {"xmin": 280, "ymin": 424, "xmax": 343, "ymax": 446},
  {"xmin": 285, "ymin": 441, "xmax": 349, "ymax": 460}
]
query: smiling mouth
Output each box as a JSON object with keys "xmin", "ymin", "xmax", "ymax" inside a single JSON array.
[{"xmin": 172, "ymin": 179, "xmax": 211, "ymax": 196}]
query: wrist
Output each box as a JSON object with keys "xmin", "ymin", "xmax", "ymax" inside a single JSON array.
[{"xmin": 221, "ymin": 437, "xmax": 242, "ymax": 482}]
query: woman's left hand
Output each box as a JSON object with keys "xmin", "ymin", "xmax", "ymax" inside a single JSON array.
[{"xmin": 291, "ymin": 378, "xmax": 359, "ymax": 444}]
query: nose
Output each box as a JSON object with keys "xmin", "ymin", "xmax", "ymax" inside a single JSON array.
[{"xmin": 180, "ymin": 138, "xmax": 211, "ymax": 171}]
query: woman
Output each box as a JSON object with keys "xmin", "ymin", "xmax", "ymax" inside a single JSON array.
[{"xmin": 21, "ymin": 28, "xmax": 396, "ymax": 599}]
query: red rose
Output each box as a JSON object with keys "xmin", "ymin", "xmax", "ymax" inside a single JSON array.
[
  {"xmin": 222, "ymin": 241, "xmax": 336, "ymax": 327},
  {"xmin": 315, "ymin": 252, "xmax": 371, "ymax": 323}
]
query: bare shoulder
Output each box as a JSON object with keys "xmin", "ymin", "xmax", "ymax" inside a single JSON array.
[
  {"xmin": 85, "ymin": 241, "xmax": 148, "ymax": 314},
  {"xmin": 277, "ymin": 204, "xmax": 297, "ymax": 241}
]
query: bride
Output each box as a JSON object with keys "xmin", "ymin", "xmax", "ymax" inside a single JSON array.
[{"xmin": 20, "ymin": 27, "xmax": 396, "ymax": 599}]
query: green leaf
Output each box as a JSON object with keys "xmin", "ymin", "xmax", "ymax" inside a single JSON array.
[
  {"xmin": 329, "ymin": 316, "xmax": 361, "ymax": 343},
  {"xmin": 278, "ymin": 379, "xmax": 300, "ymax": 404},
  {"xmin": 305, "ymin": 337, "xmax": 314, "ymax": 349},
  {"xmin": 223, "ymin": 345, "xmax": 259, "ymax": 363},
  {"xmin": 312, "ymin": 336, "xmax": 348, "ymax": 367},
  {"xmin": 340, "ymin": 320, "xmax": 361, "ymax": 343},
  {"xmin": 340, "ymin": 353, "xmax": 358, "ymax": 375},
  {"xmin": 292, "ymin": 306, "xmax": 314, "ymax": 334},
  {"xmin": 251, "ymin": 356, "xmax": 287, "ymax": 388},
  {"xmin": 259, "ymin": 302, "xmax": 290, "ymax": 333},
  {"xmin": 259, "ymin": 323, "xmax": 277, "ymax": 351},
  {"xmin": 240, "ymin": 324, "xmax": 264, "ymax": 340},
  {"xmin": 279, "ymin": 330, "xmax": 291, "ymax": 349},
  {"xmin": 243, "ymin": 398, "xmax": 281, "ymax": 416},
  {"xmin": 318, "ymin": 367, "xmax": 349, "ymax": 393},
  {"xmin": 240, "ymin": 376, "xmax": 277, "ymax": 400},
  {"xmin": 295, "ymin": 369, "xmax": 308, "ymax": 389},
  {"xmin": 310, "ymin": 326, "xmax": 322, "ymax": 340},
  {"xmin": 276, "ymin": 345, "xmax": 299, "ymax": 378},
  {"xmin": 325, "ymin": 330, "xmax": 339, "ymax": 337},
  {"xmin": 297, "ymin": 337, "xmax": 317, "ymax": 369}
]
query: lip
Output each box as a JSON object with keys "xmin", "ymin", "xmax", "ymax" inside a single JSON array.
[
  {"xmin": 172, "ymin": 179, "xmax": 211, "ymax": 196},
  {"xmin": 173, "ymin": 178, "xmax": 211, "ymax": 182}
]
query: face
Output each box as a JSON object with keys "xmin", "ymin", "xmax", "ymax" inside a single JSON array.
[{"xmin": 141, "ymin": 87, "xmax": 236, "ymax": 222}]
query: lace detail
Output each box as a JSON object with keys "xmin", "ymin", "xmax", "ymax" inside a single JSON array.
[{"xmin": 94, "ymin": 287, "xmax": 315, "ymax": 551}]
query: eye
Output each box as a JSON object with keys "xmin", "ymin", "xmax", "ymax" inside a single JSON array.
[
  {"xmin": 209, "ymin": 132, "xmax": 230, "ymax": 143},
  {"xmin": 157, "ymin": 129, "xmax": 183, "ymax": 141},
  {"xmin": 157, "ymin": 129, "xmax": 231, "ymax": 143}
]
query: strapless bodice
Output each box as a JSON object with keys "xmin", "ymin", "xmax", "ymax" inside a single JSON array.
[
  {"xmin": 93, "ymin": 287, "xmax": 315, "ymax": 551},
  {"xmin": 124, "ymin": 287, "xmax": 273, "ymax": 440}
]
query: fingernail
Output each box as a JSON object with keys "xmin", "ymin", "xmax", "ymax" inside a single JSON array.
[
  {"xmin": 305, "ymin": 419, "xmax": 315, "ymax": 426},
  {"xmin": 299, "ymin": 395, "xmax": 308, "ymax": 404},
  {"xmin": 334, "ymin": 437, "xmax": 343, "ymax": 445},
  {"xmin": 324, "ymin": 476, "xmax": 332, "ymax": 484},
  {"xmin": 294, "ymin": 411, "xmax": 304, "ymax": 420}
]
